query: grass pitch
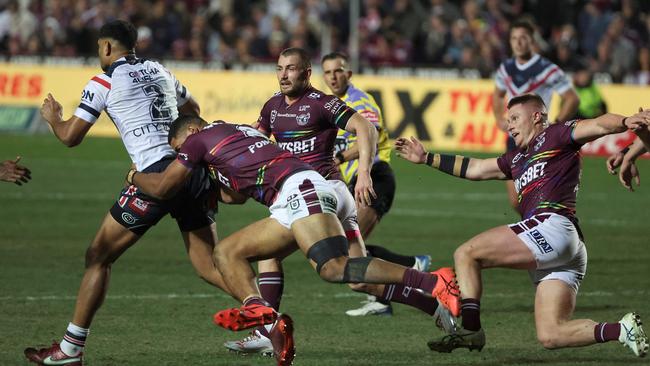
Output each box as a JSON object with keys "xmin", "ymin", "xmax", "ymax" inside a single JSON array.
[{"xmin": 1, "ymin": 134, "xmax": 649, "ymax": 366}]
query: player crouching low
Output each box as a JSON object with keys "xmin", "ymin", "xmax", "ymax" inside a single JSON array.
[{"xmin": 396, "ymin": 94, "xmax": 649, "ymax": 357}]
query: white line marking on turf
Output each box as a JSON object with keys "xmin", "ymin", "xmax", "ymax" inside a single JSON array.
[{"xmin": 0, "ymin": 290, "xmax": 646, "ymax": 302}]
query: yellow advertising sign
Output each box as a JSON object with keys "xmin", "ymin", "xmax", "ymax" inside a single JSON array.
[{"xmin": 1, "ymin": 63, "xmax": 648, "ymax": 155}]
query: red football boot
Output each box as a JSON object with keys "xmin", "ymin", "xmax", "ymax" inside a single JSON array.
[
  {"xmin": 269, "ymin": 314, "xmax": 295, "ymax": 366},
  {"xmin": 214, "ymin": 303, "xmax": 278, "ymax": 331},
  {"xmin": 431, "ymin": 267, "xmax": 461, "ymax": 317},
  {"xmin": 24, "ymin": 342, "xmax": 83, "ymax": 366}
]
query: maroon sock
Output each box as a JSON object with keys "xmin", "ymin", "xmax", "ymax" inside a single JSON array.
[
  {"xmin": 380, "ymin": 284, "xmax": 437, "ymax": 315},
  {"xmin": 258, "ymin": 272, "xmax": 284, "ymax": 311},
  {"xmin": 461, "ymin": 298, "xmax": 481, "ymax": 331},
  {"xmin": 594, "ymin": 322, "xmax": 621, "ymax": 343},
  {"xmin": 402, "ymin": 268, "xmax": 437, "ymax": 294}
]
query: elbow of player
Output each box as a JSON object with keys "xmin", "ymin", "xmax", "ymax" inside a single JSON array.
[{"xmin": 62, "ymin": 136, "xmax": 82, "ymax": 148}]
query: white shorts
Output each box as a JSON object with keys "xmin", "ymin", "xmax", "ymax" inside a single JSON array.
[
  {"xmin": 269, "ymin": 171, "xmax": 360, "ymax": 235},
  {"xmin": 509, "ymin": 213, "xmax": 587, "ymax": 292}
]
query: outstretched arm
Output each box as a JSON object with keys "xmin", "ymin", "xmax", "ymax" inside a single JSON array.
[
  {"xmin": 395, "ymin": 136, "xmax": 507, "ymax": 180},
  {"xmin": 0, "ymin": 156, "xmax": 31, "ymax": 185},
  {"xmin": 572, "ymin": 110, "xmax": 649, "ymax": 145},
  {"xmin": 129, "ymin": 160, "xmax": 192, "ymax": 200}
]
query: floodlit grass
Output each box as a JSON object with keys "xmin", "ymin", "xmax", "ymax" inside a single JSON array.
[{"xmin": 1, "ymin": 134, "xmax": 648, "ymax": 366}]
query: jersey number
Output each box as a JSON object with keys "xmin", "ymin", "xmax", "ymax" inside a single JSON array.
[{"xmin": 142, "ymin": 84, "xmax": 172, "ymax": 122}]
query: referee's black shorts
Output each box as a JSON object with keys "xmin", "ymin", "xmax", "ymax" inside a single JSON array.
[
  {"xmin": 348, "ymin": 160, "xmax": 396, "ymax": 219},
  {"xmin": 109, "ymin": 157, "xmax": 217, "ymax": 235}
]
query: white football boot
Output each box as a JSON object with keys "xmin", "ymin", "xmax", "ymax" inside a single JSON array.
[
  {"xmin": 345, "ymin": 295, "xmax": 393, "ymax": 316},
  {"xmin": 223, "ymin": 329, "xmax": 273, "ymax": 356},
  {"xmin": 619, "ymin": 312, "xmax": 649, "ymax": 357}
]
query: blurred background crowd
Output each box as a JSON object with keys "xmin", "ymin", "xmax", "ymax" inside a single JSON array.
[{"xmin": 1, "ymin": 0, "xmax": 649, "ymax": 84}]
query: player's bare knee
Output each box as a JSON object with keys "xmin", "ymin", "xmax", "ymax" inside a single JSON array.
[
  {"xmin": 536, "ymin": 327, "xmax": 562, "ymax": 349},
  {"xmin": 84, "ymin": 245, "xmax": 112, "ymax": 267},
  {"xmin": 306, "ymin": 235, "xmax": 349, "ymax": 282},
  {"xmin": 319, "ymin": 257, "xmax": 347, "ymax": 282},
  {"xmin": 453, "ymin": 244, "xmax": 472, "ymax": 264}
]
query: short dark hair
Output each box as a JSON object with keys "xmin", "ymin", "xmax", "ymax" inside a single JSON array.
[
  {"xmin": 510, "ymin": 19, "xmax": 535, "ymax": 37},
  {"xmin": 168, "ymin": 115, "xmax": 208, "ymax": 144},
  {"xmin": 280, "ymin": 47, "xmax": 311, "ymax": 70},
  {"xmin": 507, "ymin": 93, "xmax": 546, "ymax": 110},
  {"xmin": 321, "ymin": 51, "xmax": 349, "ymax": 64},
  {"xmin": 99, "ymin": 20, "xmax": 138, "ymax": 50}
]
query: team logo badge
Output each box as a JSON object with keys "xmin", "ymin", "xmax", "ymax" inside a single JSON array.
[
  {"xmin": 289, "ymin": 198, "xmax": 300, "ymax": 210},
  {"xmin": 121, "ymin": 212, "xmax": 138, "ymax": 225},
  {"xmin": 296, "ymin": 113, "xmax": 310, "ymax": 126},
  {"xmin": 270, "ymin": 110, "xmax": 277, "ymax": 125}
]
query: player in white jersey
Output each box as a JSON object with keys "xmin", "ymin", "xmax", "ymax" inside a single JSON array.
[
  {"xmin": 493, "ymin": 20, "xmax": 579, "ymax": 210},
  {"xmin": 24, "ymin": 20, "xmax": 227, "ymax": 366}
]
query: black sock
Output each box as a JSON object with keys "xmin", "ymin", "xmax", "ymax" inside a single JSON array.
[{"xmin": 366, "ymin": 244, "xmax": 416, "ymax": 267}]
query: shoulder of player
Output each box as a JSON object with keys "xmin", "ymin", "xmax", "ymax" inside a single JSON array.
[{"xmin": 86, "ymin": 73, "xmax": 112, "ymax": 91}]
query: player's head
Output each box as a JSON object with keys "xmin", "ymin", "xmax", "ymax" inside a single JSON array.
[
  {"xmin": 277, "ymin": 47, "xmax": 312, "ymax": 97},
  {"xmin": 509, "ymin": 20, "xmax": 535, "ymax": 60},
  {"xmin": 97, "ymin": 20, "xmax": 137, "ymax": 71},
  {"xmin": 168, "ymin": 115, "xmax": 208, "ymax": 151},
  {"xmin": 321, "ymin": 52, "xmax": 352, "ymax": 97},
  {"xmin": 506, "ymin": 93, "xmax": 548, "ymax": 149}
]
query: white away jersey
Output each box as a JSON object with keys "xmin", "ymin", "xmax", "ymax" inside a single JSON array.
[
  {"xmin": 74, "ymin": 56, "xmax": 191, "ymax": 170},
  {"xmin": 495, "ymin": 54, "xmax": 573, "ymax": 107}
]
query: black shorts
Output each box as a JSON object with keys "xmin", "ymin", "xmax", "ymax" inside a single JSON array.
[
  {"xmin": 109, "ymin": 157, "xmax": 217, "ymax": 235},
  {"xmin": 347, "ymin": 161, "xmax": 396, "ymax": 219}
]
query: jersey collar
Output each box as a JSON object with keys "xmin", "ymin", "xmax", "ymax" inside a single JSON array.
[{"xmin": 515, "ymin": 53, "xmax": 540, "ymax": 71}]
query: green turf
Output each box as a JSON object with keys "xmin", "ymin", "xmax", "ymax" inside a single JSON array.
[{"xmin": 1, "ymin": 134, "xmax": 648, "ymax": 366}]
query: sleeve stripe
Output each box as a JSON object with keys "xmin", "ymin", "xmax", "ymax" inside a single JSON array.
[
  {"xmin": 78, "ymin": 103, "xmax": 100, "ymax": 118},
  {"xmin": 334, "ymin": 107, "xmax": 355, "ymax": 129},
  {"xmin": 91, "ymin": 76, "xmax": 111, "ymax": 89}
]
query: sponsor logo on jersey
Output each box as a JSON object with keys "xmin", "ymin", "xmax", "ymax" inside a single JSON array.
[
  {"xmin": 277, "ymin": 113, "xmax": 297, "ymax": 118},
  {"xmin": 128, "ymin": 198, "xmax": 150, "ymax": 215},
  {"xmin": 121, "ymin": 212, "xmax": 138, "ymax": 225},
  {"xmin": 278, "ymin": 137, "xmax": 317, "ymax": 154},
  {"xmin": 512, "ymin": 152, "xmax": 524, "ymax": 164},
  {"xmin": 324, "ymin": 99, "xmax": 344, "ymax": 114},
  {"xmin": 307, "ymin": 92, "xmax": 321, "ymax": 99},
  {"xmin": 514, "ymin": 162, "xmax": 547, "ymax": 192},
  {"xmin": 128, "ymin": 67, "xmax": 160, "ymax": 83},
  {"xmin": 529, "ymin": 229, "xmax": 553, "ymax": 254},
  {"xmin": 296, "ymin": 113, "xmax": 310, "ymax": 126},
  {"xmin": 178, "ymin": 153, "xmax": 189, "ymax": 161},
  {"xmin": 299, "ymin": 105, "xmax": 310, "ymax": 112},
  {"xmin": 81, "ymin": 89, "xmax": 95, "ymax": 102},
  {"xmin": 129, "ymin": 122, "xmax": 171, "ymax": 138}
]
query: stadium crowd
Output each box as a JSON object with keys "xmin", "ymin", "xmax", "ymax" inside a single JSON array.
[{"xmin": 1, "ymin": 0, "xmax": 649, "ymax": 82}]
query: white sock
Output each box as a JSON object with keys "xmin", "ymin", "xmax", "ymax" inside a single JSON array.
[{"xmin": 60, "ymin": 323, "xmax": 89, "ymax": 357}]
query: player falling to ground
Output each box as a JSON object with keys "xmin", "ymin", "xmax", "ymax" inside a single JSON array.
[
  {"xmin": 24, "ymin": 20, "xmax": 228, "ymax": 366},
  {"xmin": 322, "ymin": 51, "xmax": 433, "ymax": 317},
  {"xmin": 224, "ymin": 47, "xmax": 453, "ymax": 355},
  {"xmin": 0, "ymin": 156, "xmax": 31, "ymax": 185},
  {"xmin": 128, "ymin": 116, "xmax": 463, "ymax": 366},
  {"xmin": 396, "ymin": 94, "xmax": 649, "ymax": 357},
  {"xmin": 493, "ymin": 20, "xmax": 579, "ymax": 210}
]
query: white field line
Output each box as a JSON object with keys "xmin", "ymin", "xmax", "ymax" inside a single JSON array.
[{"xmin": 0, "ymin": 289, "xmax": 645, "ymax": 302}]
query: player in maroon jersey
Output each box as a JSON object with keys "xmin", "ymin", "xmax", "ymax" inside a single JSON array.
[
  {"xmin": 223, "ymin": 47, "xmax": 453, "ymax": 355},
  {"xmin": 128, "ymin": 115, "xmax": 462, "ymax": 365},
  {"xmin": 397, "ymin": 94, "xmax": 649, "ymax": 356}
]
